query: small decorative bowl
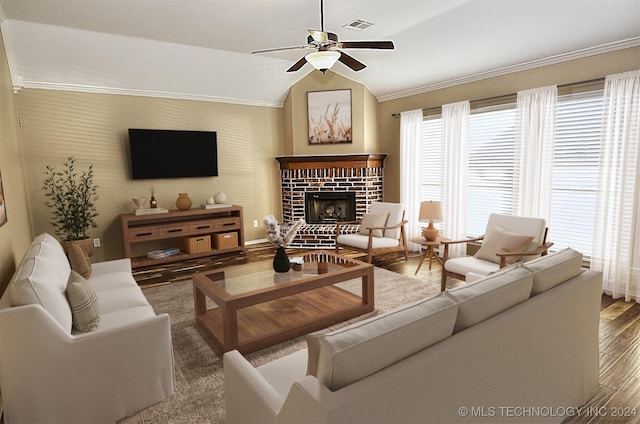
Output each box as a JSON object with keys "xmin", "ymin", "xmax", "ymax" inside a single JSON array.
[{"xmin": 132, "ymin": 197, "xmax": 147, "ymax": 209}]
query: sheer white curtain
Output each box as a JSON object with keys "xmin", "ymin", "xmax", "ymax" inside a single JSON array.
[
  {"xmin": 515, "ymin": 85, "xmax": 557, "ymax": 221},
  {"xmin": 442, "ymin": 101, "xmax": 470, "ymax": 257},
  {"xmin": 400, "ymin": 109, "xmax": 423, "ymax": 252},
  {"xmin": 592, "ymin": 70, "xmax": 640, "ymax": 302}
]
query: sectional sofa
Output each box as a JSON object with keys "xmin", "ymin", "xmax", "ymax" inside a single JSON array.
[{"xmin": 224, "ymin": 248, "xmax": 602, "ymax": 423}]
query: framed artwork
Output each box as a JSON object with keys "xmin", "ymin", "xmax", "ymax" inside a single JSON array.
[
  {"xmin": 0, "ymin": 168, "xmax": 6, "ymax": 227},
  {"xmin": 307, "ymin": 89, "xmax": 352, "ymax": 144}
]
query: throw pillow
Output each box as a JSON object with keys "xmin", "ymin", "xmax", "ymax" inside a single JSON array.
[
  {"xmin": 68, "ymin": 242, "xmax": 92, "ymax": 278},
  {"xmin": 66, "ymin": 270, "xmax": 100, "ymax": 332},
  {"xmin": 358, "ymin": 212, "xmax": 389, "ymax": 238},
  {"xmin": 474, "ymin": 225, "xmax": 534, "ymax": 265}
]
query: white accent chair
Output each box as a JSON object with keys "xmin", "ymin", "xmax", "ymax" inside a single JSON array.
[
  {"xmin": 440, "ymin": 213, "xmax": 553, "ymax": 291},
  {"xmin": 335, "ymin": 202, "xmax": 408, "ymax": 263}
]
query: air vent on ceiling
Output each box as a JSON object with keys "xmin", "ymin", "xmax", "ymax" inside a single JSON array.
[{"xmin": 342, "ymin": 19, "xmax": 374, "ymax": 31}]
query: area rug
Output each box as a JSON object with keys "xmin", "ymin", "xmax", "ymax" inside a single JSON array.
[{"xmin": 119, "ymin": 267, "xmax": 441, "ymax": 423}]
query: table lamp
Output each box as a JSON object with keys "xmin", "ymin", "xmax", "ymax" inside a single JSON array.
[{"xmin": 419, "ymin": 200, "xmax": 443, "ymax": 241}]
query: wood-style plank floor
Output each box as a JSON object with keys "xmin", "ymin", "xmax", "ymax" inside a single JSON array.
[{"xmin": 133, "ymin": 242, "xmax": 639, "ymax": 422}]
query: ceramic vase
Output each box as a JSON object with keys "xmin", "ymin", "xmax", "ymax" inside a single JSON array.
[
  {"xmin": 176, "ymin": 193, "xmax": 192, "ymax": 210},
  {"xmin": 273, "ymin": 246, "xmax": 290, "ymax": 273},
  {"xmin": 214, "ymin": 192, "xmax": 227, "ymax": 204}
]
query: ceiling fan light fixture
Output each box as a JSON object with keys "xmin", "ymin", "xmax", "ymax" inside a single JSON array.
[{"xmin": 305, "ymin": 50, "xmax": 340, "ymax": 73}]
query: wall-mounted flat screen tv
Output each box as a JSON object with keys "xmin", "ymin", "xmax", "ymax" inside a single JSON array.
[{"xmin": 128, "ymin": 129, "xmax": 218, "ymax": 179}]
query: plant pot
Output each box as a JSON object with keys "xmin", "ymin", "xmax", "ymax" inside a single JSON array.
[
  {"xmin": 273, "ymin": 246, "xmax": 290, "ymax": 273},
  {"xmin": 61, "ymin": 238, "xmax": 95, "ymax": 258}
]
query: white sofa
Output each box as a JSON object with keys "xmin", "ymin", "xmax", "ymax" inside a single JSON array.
[
  {"xmin": 0, "ymin": 233, "xmax": 175, "ymax": 423},
  {"xmin": 224, "ymin": 247, "xmax": 602, "ymax": 423}
]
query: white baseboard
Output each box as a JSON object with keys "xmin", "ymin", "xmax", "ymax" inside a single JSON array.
[{"xmin": 245, "ymin": 238, "xmax": 268, "ymax": 246}]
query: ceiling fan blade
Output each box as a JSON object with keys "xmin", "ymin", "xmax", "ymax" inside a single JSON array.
[
  {"xmin": 338, "ymin": 52, "xmax": 366, "ymax": 71},
  {"xmin": 339, "ymin": 41, "xmax": 395, "ymax": 50},
  {"xmin": 251, "ymin": 45, "xmax": 310, "ymax": 54},
  {"xmin": 287, "ymin": 56, "xmax": 308, "ymax": 72}
]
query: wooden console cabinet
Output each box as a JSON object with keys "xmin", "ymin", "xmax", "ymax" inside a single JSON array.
[{"xmin": 119, "ymin": 205, "xmax": 245, "ymax": 268}]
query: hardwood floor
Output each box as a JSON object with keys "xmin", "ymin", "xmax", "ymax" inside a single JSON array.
[
  {"xmin": 585, "ymin": 297, "xmax": 640, "ymax": 423},
  {"xmin": 134, "ymin": 242, "xmax": 640, "ymax": 422}
]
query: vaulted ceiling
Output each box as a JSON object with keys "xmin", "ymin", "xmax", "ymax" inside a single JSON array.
[{"xmin": 1, "ymin": 0, "xmax": 638, "ymax": 107}]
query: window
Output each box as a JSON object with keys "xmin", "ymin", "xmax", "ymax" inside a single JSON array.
[
  {"xmin": 419, "ymin": 89, "xmax": 603, "ymax": 257},
  {"xmin": 420, "ymin": 115, "xmax": 445, "ymax": 234},
  {"xmin": 550, "ymin": 90, "xmax": 603, "ymax": 255},
  {"xmin": 467, "ymin": 105, "xmax": 517, "ymax": 236},
  {"xmin": 420, "ymin": 115, "xmax": 443, "ymax": 201}
]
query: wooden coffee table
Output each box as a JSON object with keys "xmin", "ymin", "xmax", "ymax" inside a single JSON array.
[{"xmin": 192, "ymin": 250, "xmax": 374, "ymax": 354}]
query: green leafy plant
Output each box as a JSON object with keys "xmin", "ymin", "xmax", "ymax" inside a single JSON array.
[{"xmin": 42, "ymin": 156, "xmax": 98, "ymax": 241}]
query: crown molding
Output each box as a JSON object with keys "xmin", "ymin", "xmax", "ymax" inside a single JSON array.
[
  {"xmin": 377, "ymin": 37, "xmax": 640, "ymax": 103},
  {"xmin": 9, "ymin": 33, "xmax": 639, "ymax": 108},
  {"xmin": 18, "ymin": 80, "xmax": 285, "ymax": 108}
]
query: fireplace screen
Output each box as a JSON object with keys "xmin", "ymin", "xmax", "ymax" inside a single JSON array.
[{"xmin": 305, "ymin": 192, "xmax": 356, "ymax": 224}]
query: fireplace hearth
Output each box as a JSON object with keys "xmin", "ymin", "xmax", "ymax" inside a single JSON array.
[{"xmin": 305, "ymin": 192, "xmax": 356, "ymax": 224}]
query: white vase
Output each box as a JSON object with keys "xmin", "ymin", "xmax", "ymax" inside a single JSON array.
[{"xmin": 214, "ymin": 192, "xmax": 227, "ymax": 204}]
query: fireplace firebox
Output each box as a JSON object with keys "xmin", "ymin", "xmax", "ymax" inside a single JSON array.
[{"xmin": 305, "ymin": 192, "xmax": 356, "ymax": 224}]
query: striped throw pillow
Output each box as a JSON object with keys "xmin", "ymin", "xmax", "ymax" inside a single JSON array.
[{"xmin": 65, "ymin": 270, "xmax": 100, "ymax": 332}]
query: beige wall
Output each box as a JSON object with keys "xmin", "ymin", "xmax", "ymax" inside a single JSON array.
[
  {"xmin": 377, "ymin": 47, "xmax": 640, "ymax": 202},
  {"xmin": 0, "ymin": 30, "xmax": 33, "ymax": 293},
  {"xmin": 284, "ymin": 71, "xmax": 380, "ymax": 154},
  {"xmin": 14, "ymin": 90, "xmax": 285, "ymax": 262},
  {"xmin": 3, "ymin": 40, "xmax": 638, "ymax": 273}
]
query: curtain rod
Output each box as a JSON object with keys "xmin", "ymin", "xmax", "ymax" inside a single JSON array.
[{"xmin": 390, "ymin": 77, "xmax": 605, "ymax": 117}]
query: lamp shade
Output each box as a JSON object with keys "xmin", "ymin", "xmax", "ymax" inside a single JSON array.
[
  {"xmin": 418, "ymin": 200, "xmax": 443, "ymax": 222},
  {"xmin": 305, "ymin": 50, "xmax": 340, "ymax": 72}
]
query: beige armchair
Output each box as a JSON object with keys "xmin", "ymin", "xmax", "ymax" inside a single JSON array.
[
  {"xmin": 440, "ymin": 213, "xmax": 553, "ymax": 291},
  {"xmin": 335, "ymin": 202, "xmax": 409, "ymax": 263}
]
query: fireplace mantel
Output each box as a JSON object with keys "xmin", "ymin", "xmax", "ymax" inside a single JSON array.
[{"xmin": 276, "ymin": 154, "xmax": 387, "ymax": 170}]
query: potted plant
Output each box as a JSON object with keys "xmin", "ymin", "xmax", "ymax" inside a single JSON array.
[{"xmin": 42, "ymin": 156, "xmax": 99, "ymax": 255}]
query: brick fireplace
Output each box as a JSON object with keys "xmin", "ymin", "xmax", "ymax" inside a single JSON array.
[{"xmin": 276, "ymin": 154, "xmax": 386, "ymax": 248}]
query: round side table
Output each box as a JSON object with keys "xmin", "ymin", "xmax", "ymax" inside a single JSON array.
[{"xmin": 411, "ymin": 236, "xmax": 449, "ymax": 275}]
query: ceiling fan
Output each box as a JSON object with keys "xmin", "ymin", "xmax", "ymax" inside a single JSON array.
[{"xmin": 251, "ymin": 0, "xmax": 394, "ymax": 73}]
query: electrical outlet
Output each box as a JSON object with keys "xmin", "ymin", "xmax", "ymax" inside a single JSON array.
[
  {"xmin": 253, "ymin": 219, "xmax": 259, "ymax": 228},
  {"xmin": 93, "ymin": 238, "xmax": 101, "ymax": 248}
]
